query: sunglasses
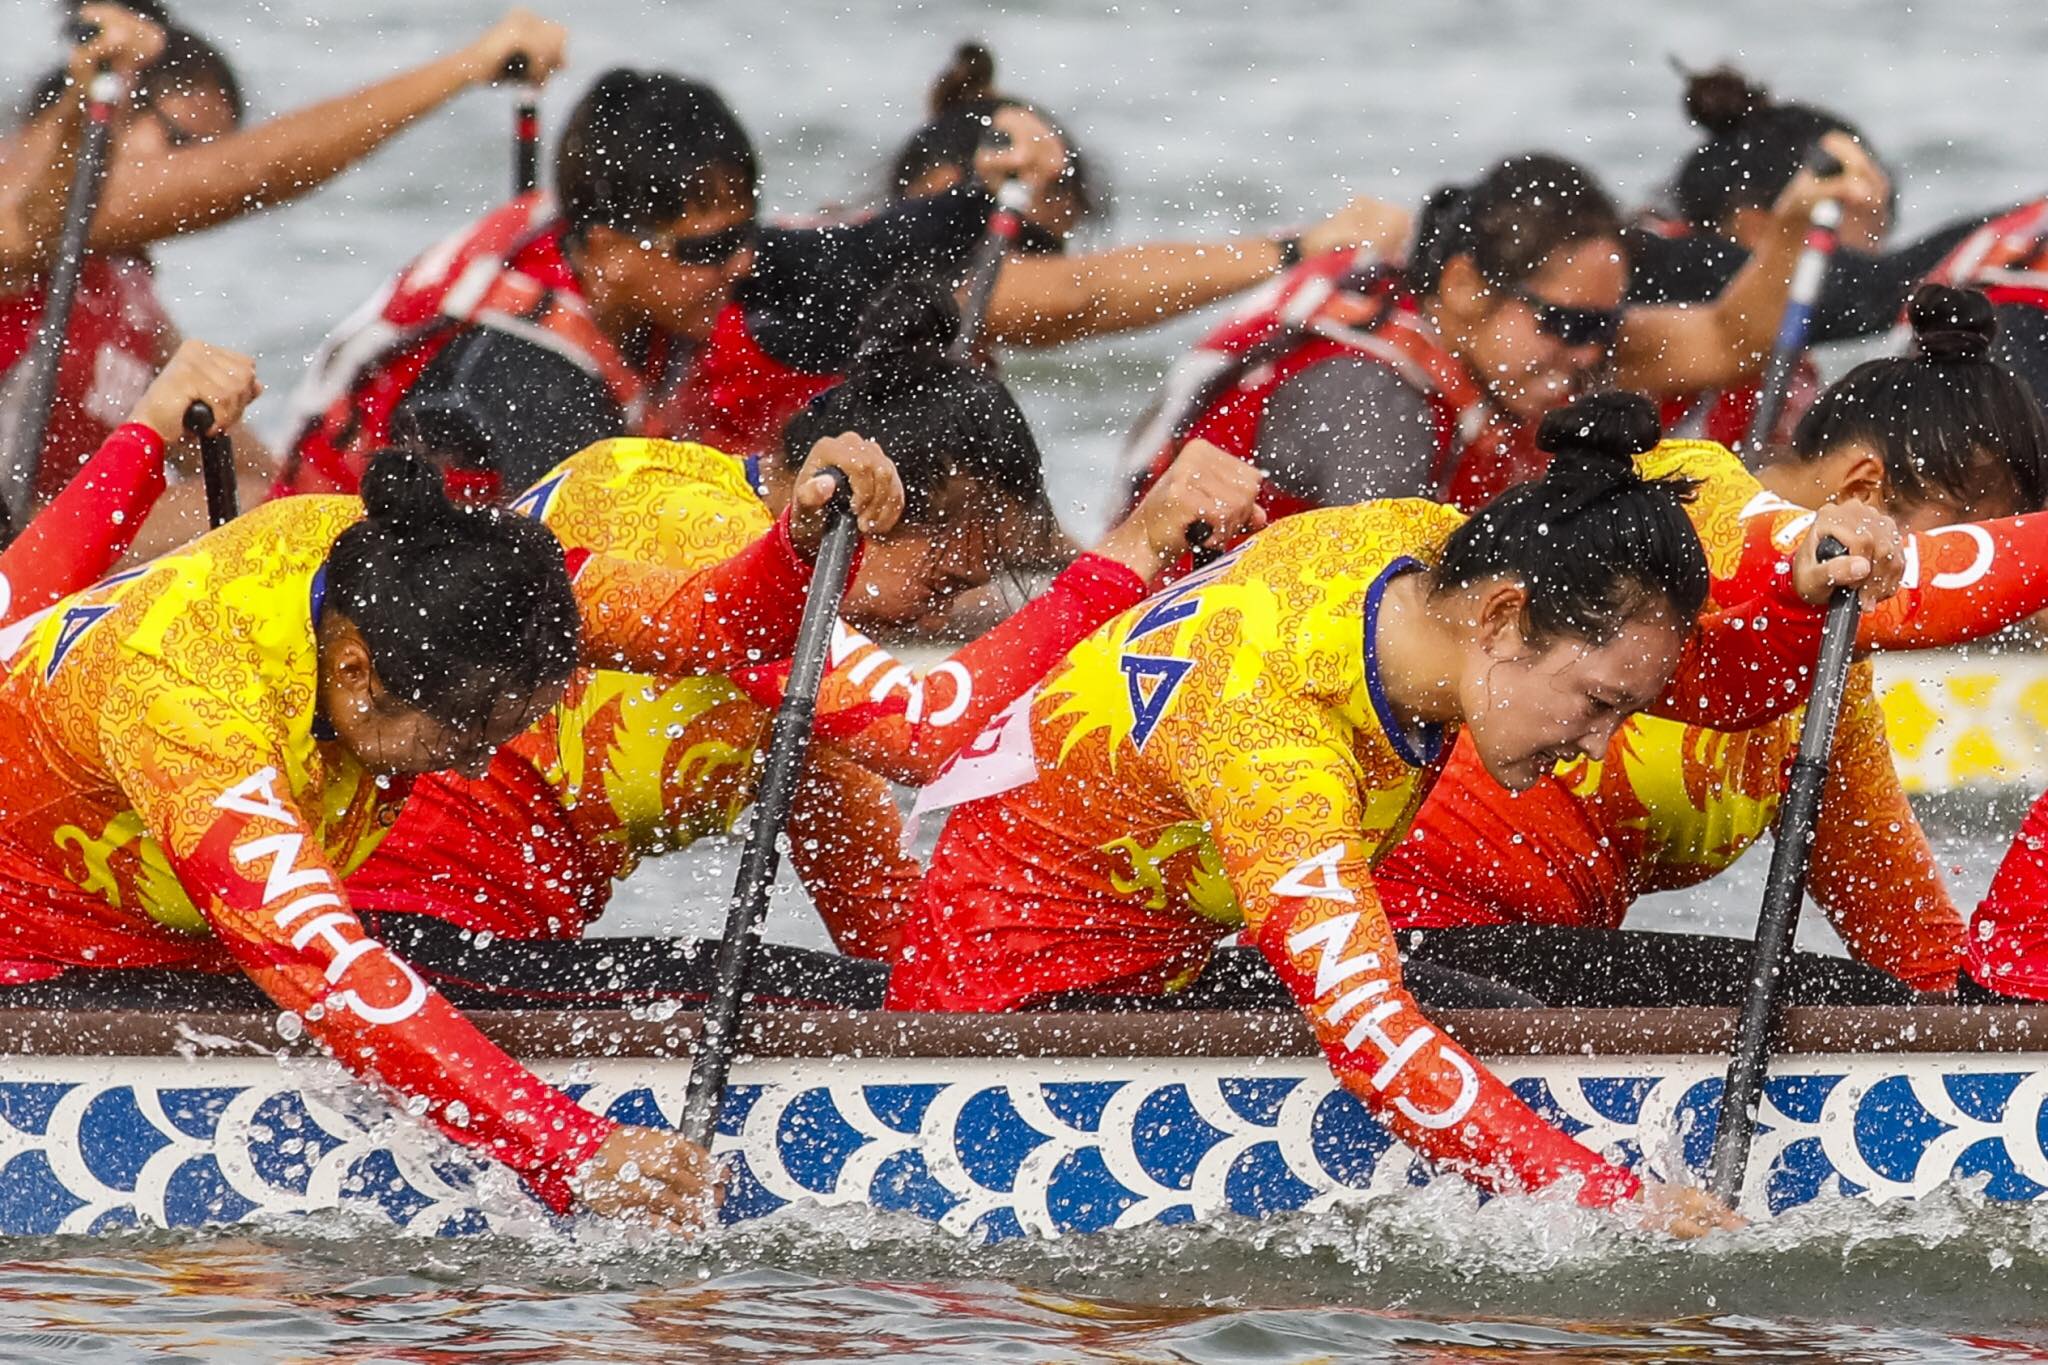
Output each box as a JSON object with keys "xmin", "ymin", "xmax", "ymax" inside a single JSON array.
[
  {"xmin": 664, "ymin": 222, "xmax": 756, "ymax": 268},
  {"xmin": 1512, "ymin": 289, "xmax": 1621, "ymax": 348}
]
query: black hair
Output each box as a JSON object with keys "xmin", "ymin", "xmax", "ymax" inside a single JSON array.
[
  {"xmin": 1669, "ymin": 64, "xmax": 1887, "ymax": 234},
  {"xmin": 555, "ymin": 69, "xmax": 758, "ymax": 238},
  {"xmin": 136, "ymin": 26, "xmax": 243, "ymax": 125},
  {"xmin": 1410, "ymin": 153, "xmax": 1624, "ymax": 296},
  {"xmin": 1785, "ymin": 283, "xmax": 2048, "ymax": 513},
  {"xmin": 28, "ymin": 21, "xmax": 241, "ymax": 126},
  {"xmin": 325, "ymin": 449, "xmax": 580, "ymax": 732},
  {"xmin": 56, "ymin": 0, "xmax": 173, "ymax": 22},
  {"xmin": 782, "ymin": 278, "xmax": 1046, "ymax": 524},
  {"xmin": 1435, "ymin": 392, "xmax": 1708, "ymax": 644},
  {"xmin": 888, "ymin": 41, "xmax": 1099, "ymax": 228}
]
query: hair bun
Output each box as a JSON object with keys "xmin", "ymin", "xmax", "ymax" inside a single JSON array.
[
  {"xmin": 360, "ymin": 447, "xmax": 462, "ymax": 536},
  {"xmin": 852, "ymin": 278, "xmax": 961, "ymax": 369},
  {"xmin": 1683, "ymin": 63, "xmax": 1770, "ymax": 137},
  {"xmin": 930, "ymin": 41, "xmax": 996, "ymax": 115},
  {"xmin": 1907, "ymin": 282, "xmax": 1996, "ymax": 363},
  {"xmin": 1537, "ymin": 391, "xmax": 1663, "ymax": 468}
]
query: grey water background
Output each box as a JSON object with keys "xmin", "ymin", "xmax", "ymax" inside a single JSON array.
[{"xmin": 6, "ymin": 0, "xmax": 2048, "ymax": 1358}]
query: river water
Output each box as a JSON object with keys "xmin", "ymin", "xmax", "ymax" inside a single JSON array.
[{"xmin": 6, "ymin": 0, "xmax": 2048, "ymax": 1358}]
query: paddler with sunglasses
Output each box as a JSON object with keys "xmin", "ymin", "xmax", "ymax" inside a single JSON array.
[
  {"xmin": 1125, "ymin": 136, "xmax": 1881, "ymax": 522},
  {"xmin": 286, "ymin": 66, "xmax": 1054, "ymax": 499}
]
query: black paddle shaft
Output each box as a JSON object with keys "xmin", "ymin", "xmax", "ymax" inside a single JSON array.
[
  {"xmin": 1708, "ymin": 536, "xmax": 1861, "ymax": 1202},
  {"xmin": 679, "ymin": 470, "xmax": 858, "ymax": 1147},
  {"xmin": 4, "ymin": 61, "xmax": 122, "ymax": 536},
  {"xmin": 504, "ymin": 54, "xmax": 540, "ymax": 197},
  {"xmin": 182, "ymin": 401, "xmax": 238, "ymax": 528}
]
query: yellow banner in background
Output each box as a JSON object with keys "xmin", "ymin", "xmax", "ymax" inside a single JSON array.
[{"xmin": 1876, "ymin": 652, "xmax": 2048, "ymax": 792}]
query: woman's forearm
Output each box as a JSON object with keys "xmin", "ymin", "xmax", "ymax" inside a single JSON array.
[
  {"xmin": 986, "ymin": 238, "xmax": 1284, "ymax": 347},
  {"xmin": 86, "ymin": 52, "xmax": 478, "ymax": 252}
]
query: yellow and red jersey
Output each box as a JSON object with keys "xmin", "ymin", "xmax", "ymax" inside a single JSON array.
[
  {"xmin": 0, "ymin": 494, "xmax": 826, "ymax": 1208},
  {"xmin": 892, "ymin": 501, "xmax": 1653, "ymax": 1206},
  {"xmin": 887, "ymin": 437, "xmax": 1926, "ymax": 1207},
  {"xmin": 347, "ymin": 438, "xmax": 1148, "ymax": 959},
  {"xmin": 1370, "ymin": 496, "xmax": 2048, "ymax": 996}
]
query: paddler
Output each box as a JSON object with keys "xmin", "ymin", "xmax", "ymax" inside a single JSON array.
[
  {"xmin": 0, "ymin": 5, "xmax": 570, "ymax": 524},
  {"xmin": 1122, "ymin": 140, "xmax": 1883, "ymax": 521},
  {"xmin": 1375, "ymin": 285, "xmax": 2048, "ymax": 1004},
  {"xmin": 339, "ymin": 281, "xmax": 1266, "ymax": 975},
  {"xmin": 0, "ymin": 431, "xmax": 905, "ymax": 1228},
  {"xmin": 884, "ymin": 42, "xmax": 1407, "ymax": 356},
  {"xmin": 285, "ymin": 60, "xmax": 1405, "ymax": 498},
  {"xmin": 886, "ymin": 391, "xmax": 1903, "ymax": 1234}
]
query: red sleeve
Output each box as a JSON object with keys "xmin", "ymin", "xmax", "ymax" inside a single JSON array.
[
  {"xmin": 1806, "ymin": 671, "xmax": 1964, "ymax": 991},
  {"xmin": 1255, "ymin": 891, "xmax": 1640, "ymax": 1208},
  {"xmin": 1970, "ymin": 788, "xmax": 2048, "ymax": 999},
  {"xmin": 1858, "ymin": 513, "xmax": 2048, "ymax": 652},
  {"xmin": 0, "ymin": 424, "xmax": 167, "ymax": 626},
  {"xmin": 145, "ymin": 771, "xmax": 616, "ymax": 1212},
  {"xmin": 1647, "ymin": 595, "xmax": 1825, "ymax": 730},
  {"xmin": 729, "ymin": 551, "xmax": 1148, "ymax": 786},
  {"xmin": 784, "ymin": 741, "xmax": 924, "ymax": 959},
  {"xmin": 571, "ymin": 510, "xmax": 846, "ymax": 678}
]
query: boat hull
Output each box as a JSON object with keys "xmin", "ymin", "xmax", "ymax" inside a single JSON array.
[{"xmin": 3, "ymin": 1006, "xmax": 2047, "ymax": 1237}]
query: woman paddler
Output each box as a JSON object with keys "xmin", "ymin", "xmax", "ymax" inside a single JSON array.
[
  {"xmin": 340, "ymin": 281, "xmax": 1266, "ymax": 971},
  {"xmin": 1375, "ymin": 286, "xmax": 2048, "ymax": 1003},
  {"xmin": 0, "ymin": 433, "xmax": 905, "ymax": 1229},
  {"xmin": 888, "ymin": 391, "xmax": 1903, "ymax": 1236},
  {"xmin": 1122, "ymin": 139, "xmax": 1882, "ymax": 521}
]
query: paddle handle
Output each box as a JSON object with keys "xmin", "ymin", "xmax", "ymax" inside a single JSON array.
[
  {"xmin": 1742, "ymin": 184, "xmax": 1844, "ymax": 461},
  {"xmin": 505, "ymin": 53, "xmax": 540, "ymax": 197},
  {"xmin": 949, "ymin": 179, "xmax": 1032, "ymax": 363},
  {"xmin": 679, "ymin": 470, "xmax": 858, "ymax": 1148},
  {"xmin": 1708, "ymin": 536, "xmax": 1860, "ymax": 1202},
  {"xmin": 3, "ymin": 59, "xmax": 123, "ymax": 538},
  {"xmin": 183, "ymin": 401, "xmax": 238, "ymax": 528}
]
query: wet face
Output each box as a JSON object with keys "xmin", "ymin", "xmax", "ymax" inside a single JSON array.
[
  {"xmin": 840, "ymin": 474, "xmax": 1014, "ymax": 634},
  {"xmin": 576, "ymin": 180, "xmax": 757, "ymax": 343},
  {"xmin": 1449, "ymin": 238, "xmax": 1627, "ymax": 424},
  {"xmin": 319, "ymin": 616, "xmax": 565, "ymax": 779},
  {"xmin": 1457, "ymin": 597, "xmax": 1688, "ymax": 792},
  {"xmin": 904, "ymin": 105, "xmax": 1081, "ymax": 242}
]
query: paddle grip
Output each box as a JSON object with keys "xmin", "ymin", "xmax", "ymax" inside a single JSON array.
[
  {"xmin": 1707, "ymin": 535, "xmax": 1857, "ymax": 1204},
  {"xmin": 184, "ymin": 400, "xmax": 239, "ymax": 529},
  {"xmin": 679, "ymin": 468, "xmax": 858, "ymax": 1148}
]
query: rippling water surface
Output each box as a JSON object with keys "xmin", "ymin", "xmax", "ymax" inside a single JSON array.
[{"xmin": 6, "ymin": 0, "xmax": 2048, "ymax": 1358}]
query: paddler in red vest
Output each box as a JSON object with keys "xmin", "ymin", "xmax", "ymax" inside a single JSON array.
[
  {"xmin": 1124, "ymin": 139, "xmax": 1883, "ymax": 521},
  {"xmin": 285, "ymin": 60, "xmax": 1406, "ymax": 504},
  {"xmin": 0, "ymin": 4, "xmax": 568, "ymax": 534},
  {"xmin": 1375, "ymin": 286, "xmax": 2048, "ymax": 1005},
  {"xmin": 882, "ymin": 42, "xmax": 1409, "ymax": 362}
]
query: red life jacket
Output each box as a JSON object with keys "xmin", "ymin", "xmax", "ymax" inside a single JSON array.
[
  {"xmin": 281, "ymin": 194, "xmax": 651, "ymax": 498},
  {"xmin": 1658, "ymin": 365, "xmax": 1819, "ymax": 450},
  {"xmin": 1123, "ymin": 250, "xmax": 1541, "ymax": 520},
  {"xmin": 652, "ymin": 300, "xmax": 840, "ymax": 458},
  {"xmin": 1919, "ymin": 197, "xmax": 2048, "ymax": 310},
  {"xmin": 284, "ymin": 195, "xmax": 847, "ymax": 497},
  {"xmin": 0, "ymin": 254, "xmax": 170, "ymax": 502}
]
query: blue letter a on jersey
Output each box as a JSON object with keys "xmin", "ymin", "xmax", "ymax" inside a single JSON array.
[
  {"xmin": 45, "ymin": 604, "xmax": 114, "ymax": 681},
  {"xmin": 1121, "ymin": 653, "xmax": 1194, "ymax": 750}
]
